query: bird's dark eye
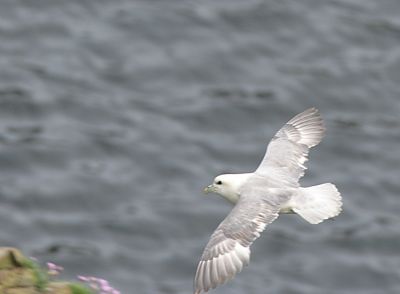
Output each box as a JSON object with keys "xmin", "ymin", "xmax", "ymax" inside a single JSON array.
[{"xmin": 216, "ymin": 181, "xmax": 222, "ymax": 185}]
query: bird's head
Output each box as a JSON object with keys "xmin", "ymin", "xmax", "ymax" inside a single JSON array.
[{"xmin": 203, "ymin": 173, "xmax": 252, "ymax": 204}]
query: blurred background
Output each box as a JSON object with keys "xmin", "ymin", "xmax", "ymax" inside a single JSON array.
[{"xmin": 0, "ymin": 0, "xmax": 399, "ymax": 293}]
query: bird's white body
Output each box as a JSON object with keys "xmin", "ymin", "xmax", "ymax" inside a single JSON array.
[
  {"xmin": 210, "ymin": 173, "xmax": 341, "ymax": 221},
  {"xmin": 195, "ymin": 108, "xmax": 343, "ymax": 294},
  {"xmin": 211, "ymin": 173, "xmax": 297, "ymax": 213}
]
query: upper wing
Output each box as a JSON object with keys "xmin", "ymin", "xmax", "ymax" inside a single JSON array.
[
  {"xmin": 255, "ymin": 107, "xmax": 325, "ymax": 184},
  {"xmin": 194, "ymin": 183, "xmax": 289, "ymax": 294}
]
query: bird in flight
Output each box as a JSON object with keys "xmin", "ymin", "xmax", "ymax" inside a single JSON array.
[{"xmin": 194, "ymin": 107, "xmax": 342, "ymax": 294}]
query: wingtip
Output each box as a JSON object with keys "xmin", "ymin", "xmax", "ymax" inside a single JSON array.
[
  {"xmin": 303, "ymin": 107, "xmax": 320, "ymax": 116},
  {"xmin": 285, "ymin": 107, "xmax": 325, "ymax": 148},
  {"xmin": 290, "ymin": 107, "xmax": 321, "ymax": 121}
]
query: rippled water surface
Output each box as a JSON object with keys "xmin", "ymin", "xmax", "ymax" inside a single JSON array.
[{"xmin": 0, "ymin": 0, "xmax": 399, "ymax": 293}]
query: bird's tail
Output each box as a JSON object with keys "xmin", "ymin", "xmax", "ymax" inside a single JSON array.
[{"xmin": 292, "ymin": 183, "xmax": 342, "ymax": 224}]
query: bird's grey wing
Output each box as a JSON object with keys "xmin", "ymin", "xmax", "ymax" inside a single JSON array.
[
  {"xmin": 194, "ymin": 186, "xmax": 289, "ymax": 294},
  {"xmin": 255, "ymin": 107, "xmax": 325, "ymax": 184}
]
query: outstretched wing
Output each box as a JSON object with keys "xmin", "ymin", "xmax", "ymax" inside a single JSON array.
[
  {"xmin": 194, "ymin": 183, "xmax": 289, "ymax": 294},
  {"xmin": 255, "ymin": 107, "xmax": 325, "ymax": 185}
]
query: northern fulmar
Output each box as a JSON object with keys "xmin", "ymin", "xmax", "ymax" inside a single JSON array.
[{"xmin": 194, "ymin": 107, "xmax": 342, "ymax": 294}]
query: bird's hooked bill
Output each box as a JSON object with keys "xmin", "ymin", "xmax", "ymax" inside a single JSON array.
[{"xmin": 203, "ymin": 185, "xmax": 214, "ymax": 194}]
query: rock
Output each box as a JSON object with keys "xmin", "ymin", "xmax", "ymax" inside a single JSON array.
[
  {"xmin": 0, "ymin": 248, "xmax": 25, "ymax": 269},
  {"xmin": 0, "ymin": 247, "xmax": 92, "ymax": 294},
  {"xmin": 44, "ymin": 282, "xmax": 72, "ymax": 294},
  {"xmin": 0, "ymin": 268, "xmax": 37, "ymax": 287},
  {"xmin": 4, "ymin": 287, "xmax": 40, "ymax": 294}
]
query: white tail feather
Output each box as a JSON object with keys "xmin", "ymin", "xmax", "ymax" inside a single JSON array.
[{"xmin": 292, "ymin": 183, "xmax": 342, "ymax": 224}]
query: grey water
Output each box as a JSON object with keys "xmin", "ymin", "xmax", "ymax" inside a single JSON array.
[{"xmin": 0, "ymin": 0, "xmax": 399, "ymax": 293}]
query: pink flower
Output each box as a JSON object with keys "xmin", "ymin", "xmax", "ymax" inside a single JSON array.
[
  {"xmin": 78, "ymin": 276, "xmax": 90, "ymax": 282},
  {"xmin": 46, "ymin": 262, "xmax": 64, "ymax": 275},
  {"xmin": 77, "ymin": 275, "xmax": 120, "ymax": 294}
]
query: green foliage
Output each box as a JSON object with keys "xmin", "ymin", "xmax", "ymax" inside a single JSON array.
[
  {"xmin": 20, "ymin": 257, "xmax": 49, "ymax": 290},
  {"xmin": 69, "ymin": 283, "xmax": 95, "ymax": 294},
  {"xmin": 18, "ymin": 256, "xmax": 94, "ymax": 294},
  {"xmin": 0, "ymin": 249, "xmax": 96, "ymax": 294}
]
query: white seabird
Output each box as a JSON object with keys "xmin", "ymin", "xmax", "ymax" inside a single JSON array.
[{"xmin": 194, "ymin": 108, "xmax": 342, "ymax": 294}]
